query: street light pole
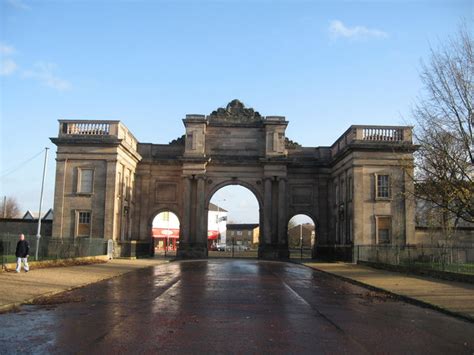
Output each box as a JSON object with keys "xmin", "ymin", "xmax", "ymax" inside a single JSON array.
[
  {"xmin": 35, "ymin": 147, "xmax": 49, "ymax": 261},
  {"xmin": 300, "ymin": 223, "xmax": 303, "ymax": 260}
]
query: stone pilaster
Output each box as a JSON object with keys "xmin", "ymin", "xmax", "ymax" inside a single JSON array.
[
  {"xmin": 181, "ymin": 176, "xmax": 192, "ymax": 244},
  {"xmin": 196, "ymin": 176, "xmax": 206, "ymax": 244},
  {"xmin": 277, "ymin": 177, "xmax": 287, "ymax": 246},
  {"xmin": 104, "ymin": 160, "xmax": 118, "ymax": 239},
  {"xmin": 263, "ymin": 177, "xmax": 272, "ymax": 245}
]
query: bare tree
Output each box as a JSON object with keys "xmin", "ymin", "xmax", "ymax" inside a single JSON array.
[
  {"xmin": 412, "ymin": 25, "xmax": 473, "ymax": 225},
  {"xmin": 0, "ymin": 196, "xmax": 21, "ymax": 219}
]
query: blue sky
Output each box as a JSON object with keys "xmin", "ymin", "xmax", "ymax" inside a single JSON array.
[{"xmin": 0, "ymin": 0, "xmax": 470, "ymax": 221}]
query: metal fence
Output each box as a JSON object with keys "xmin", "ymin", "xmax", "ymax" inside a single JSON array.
[
  {"xmin": 356, "ymin": 245, "xmax": 474, "ymax": 275},
  {"xmin": 0, "ymin": 235, "xmax": 107, "ymax": 267}
]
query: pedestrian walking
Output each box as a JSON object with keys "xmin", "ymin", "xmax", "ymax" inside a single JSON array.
[{"xmin": 15, "ymin": 234, "xmax": 29, "ymax": 273}]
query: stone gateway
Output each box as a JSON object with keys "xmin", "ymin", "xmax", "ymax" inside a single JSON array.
[{"xmin": 50, "ymin": 100, "xmax": 417, "ymax": 259}]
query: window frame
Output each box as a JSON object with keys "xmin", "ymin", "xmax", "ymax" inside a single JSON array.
[
  {"xmin": 77, "ymin": 168, "xmax": 94, "ymax": 195},
  {"xmin": 375, "ymin": 173, "xmax": 391, "ymax": 200},
  {"xmin": 75, "ymin": 210, "xmax": 92, "ymax": 238},
  {"xmin": 375, "ymin": 215, "xmax": 391, "ymax": 245}
]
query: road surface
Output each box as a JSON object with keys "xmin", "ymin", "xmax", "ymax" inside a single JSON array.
[{"xmin": 1, "ymin": 259, "xmax": 473, "ymax": 354}]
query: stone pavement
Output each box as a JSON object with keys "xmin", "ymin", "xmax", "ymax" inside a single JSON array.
[
  {"xmin": 302, "ymin": 261, "xmax": 474, "ymax": 321},
  {"xmin": 0, "ymin": 258, "xmax": 169, "ymax": 312}
]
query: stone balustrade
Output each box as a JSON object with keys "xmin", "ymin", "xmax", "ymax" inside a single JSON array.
[
  {"xmin": 58, "ymin": 120, "xmax": 138, "ymax": 150},
  {"xmin": 362, "ymin": 127, "xmax": 404, "ymax": 141},
  {"xmin": 331, "ymin": 125, "xmax": 413, "ymax": 157}
]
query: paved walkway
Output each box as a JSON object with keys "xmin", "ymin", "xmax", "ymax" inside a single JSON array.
[
  {"xmin": 302, "ymin": 261, "xmax": 474, "ymax": 321},
  {"xmin": 0, "ymin": 258, "xmax": 169, "ymax": 312}
]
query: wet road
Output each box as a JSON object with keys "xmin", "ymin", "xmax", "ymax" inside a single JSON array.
[{"xmin": 1, "ymin": 259, "xmax": 473, "ymax": 354}]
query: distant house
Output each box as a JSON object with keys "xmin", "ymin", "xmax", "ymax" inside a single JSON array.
[
  {"xmin": 22, "ymin": 208, "xmax": 54, "ymax": 221},
  {"xmin": 0, "ymin": 208, "xmax": 53, "ymax": 237},
  {"xmin": 226, "ymin": 224, "xmax": 259, "ymax": 248},
  {"xmin": 288, "ymin": 223, "xmax": 314, "ymax": 248}
]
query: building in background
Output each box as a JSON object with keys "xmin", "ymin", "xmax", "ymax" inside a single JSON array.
[
  {"xmin": 207, "ymin": 203, "xmax": 227, "ymax": 250},
  {"xmin": 288, "ymin": 223, "xmax": 314, "ymax": 248},
  {"xmin": 152, "ymin": 204, "xmax": 227, "ymax": 252},
  {"xmin": 226, "ymin": 224, "xmax": 259, "ymax": 250},
  {"xmin": 22, "ymin": 208, "xmax": 54, "ymax": 221},
  {"xmin": 152, "ymin": 211, "xmax": 180, "ymax": 251}
]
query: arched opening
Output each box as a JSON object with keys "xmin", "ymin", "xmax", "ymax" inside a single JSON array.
[
  {"xmin": 207, "ymin": 184, "xmax": 260, "ymax": 258},
  {"xmin": 288, "ymin": 214, "xmax": 316, "ymax": 259},
  {"xmin": 151, "ymin": 211, "xmax": 180, "ymax": 256}
]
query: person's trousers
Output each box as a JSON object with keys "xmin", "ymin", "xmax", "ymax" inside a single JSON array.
[{"xmin": 16, "ymin": 257, "xmax": 29, "ymax": 272}]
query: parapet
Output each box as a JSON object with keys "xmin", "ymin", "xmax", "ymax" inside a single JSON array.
[
  {"xmin": 57, "ymin": 120, "xmax": 139, "ymax": 151},
  {"xmin": 330, "ymin": 125, "xmax": 414, "ymax": 157}
]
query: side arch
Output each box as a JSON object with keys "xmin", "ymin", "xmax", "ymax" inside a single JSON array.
[
  {"xmin": 148, "ymin": 207, "xmax": 182, "ymax": 255},
  {"xmin": 287, "ymin": 211, "xmax": 318, "ymax": 258}
]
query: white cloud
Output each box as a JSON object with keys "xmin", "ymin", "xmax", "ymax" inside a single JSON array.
[
  {"xmin": 22, "ymin": 62, "xmax": 71, "ymax": 91},
  {"xmin": 329, "ymin": 20, "xmax": 388, "ymax": 40},
  {"xmin": 0, "ymin": 58, "xmax": 18, "ymax": 76},
  {"xmin": 7, "ymin": 0, "xmax": 32, "ymax": 10},
  {"xmin": 0, "ymin": 43, "xmax": 16, "ymax": 56}
]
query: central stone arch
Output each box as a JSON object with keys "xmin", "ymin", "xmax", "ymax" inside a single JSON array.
[{"xmin": 204, "ymin": 179, "xmax": 264, "ymax": 252}]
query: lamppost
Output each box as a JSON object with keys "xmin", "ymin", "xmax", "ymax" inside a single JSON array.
[
  {"xmin": 35, "ymin": 147, "xmax": 49, "ymax": 261},
  {"xmin": 216, "ymin": 198, "xmax": 225, "ymax": 249},
  {"xmin": 300, "ymin": 223, "xmax": 303, "ymax": 260}
]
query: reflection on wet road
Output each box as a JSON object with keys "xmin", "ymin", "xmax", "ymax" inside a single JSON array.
[{"xmin": 1, "ymin": 260, "xmax": 473, "ymax": 354}]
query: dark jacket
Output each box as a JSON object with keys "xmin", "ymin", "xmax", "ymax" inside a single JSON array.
[{"xmin": 15, "ymin": 240, "xmax": 29, "ymax": 258}]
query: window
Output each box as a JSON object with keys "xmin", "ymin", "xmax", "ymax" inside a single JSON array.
[
  {"xmin": 76, "ymin": 211, "xmax": 91, "ymax": 237},
  {"xmin": 376, "ymin": 174, "xmax": 390, "ymax": 199},
  {"xmin": 237, "ymin": 231, "xmax": 243, "ymax": 236},
  {"xmin": 160, "ymin": 211, "xmax": 170, "ymax": 222},
  {"xmin": 376, "ymin": 216, "xmax": 391, "ymax": 244},
  {"xmin": 78, "ymin": 168, "xmax": 93, "ymax": 194}
]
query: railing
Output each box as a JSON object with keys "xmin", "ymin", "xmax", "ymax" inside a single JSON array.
[
  {"xmin": 356, "ymin": 245, "xmax": 474, "ymax": 275},
  {"xmin": 57, "ymin": 120, "xmax": 139, "ymax": 150},
  {"xmin": 1, "ymin": 235, "xmax": 107, "ymax": 267},
  {"xmin": 64, "ymin": 122, "xmax": 111, "ymax": 135},
  {"xmin": 362, "ymin": 127, "xmax": 403, "ymax": 141},
  {"xmin": 331, "ymin": 125, "xmax": 413, "ymax": 157}
]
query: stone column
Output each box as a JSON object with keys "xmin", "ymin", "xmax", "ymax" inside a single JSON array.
[
  {"xmin": 181, "ymin": 176, "xmax": 192, "ymax": 244},
  {"xmin": 277, "ymin": 178, "xmax": 287, "ymax": 245},
  {"xmin": 263, "ymin": 178, "xmax": 272, "ymax": 245}
]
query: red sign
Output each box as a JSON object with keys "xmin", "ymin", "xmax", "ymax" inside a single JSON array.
[
  {"xmin": 208, "ymin": 230, "xmax": 219, "ymax": 240},
  {"xmin": 153, "ymin": 228, "xmax": 220, "ymax": 240},
  {"xmin": 152, "ymin": 228, "xmax": 179, "ymax": 239}
]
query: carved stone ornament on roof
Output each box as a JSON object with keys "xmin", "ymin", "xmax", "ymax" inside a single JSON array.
[{"xmin": 209, "ymin": 99, "xmax": 262, "ymax": 123}]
